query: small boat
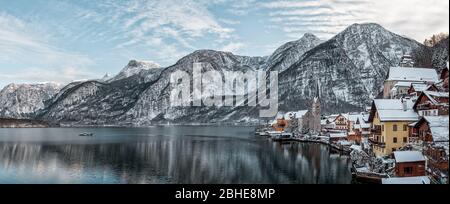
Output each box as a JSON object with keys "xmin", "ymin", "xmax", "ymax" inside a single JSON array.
[
  {"xmin": 79, "ymin": 132, "xmax": 94, "ymax": 137},
  {"xmin": 267, "ymin": 131, "xmax": 294, "ymax": 141}
]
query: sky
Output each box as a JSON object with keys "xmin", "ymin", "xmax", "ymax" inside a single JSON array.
[{"xmin": 0, "ymin": 0, "xmax": 449, "ymax": 88}]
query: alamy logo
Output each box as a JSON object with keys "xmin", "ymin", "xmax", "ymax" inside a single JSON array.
[{"xmin": 170, "ymin": 63, "xmax": 279, "ymax": 118}]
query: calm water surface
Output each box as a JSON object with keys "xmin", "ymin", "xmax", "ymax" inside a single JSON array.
[{"xmin": 0, "ymin": 126, "xmax": 351, "ymax": 184}]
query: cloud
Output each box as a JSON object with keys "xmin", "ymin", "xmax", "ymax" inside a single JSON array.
[
  {"xmin": 0, "ymin": 12, "xmax": 97, "ymax": 84},
  {"xmin": 73, "ymin": 0, "xmax": 241, "ymax": 65},
  {"xmin": 0, "ymin": 67, "xmax": 96, "ymax": 84},
  {"xmin": 220, "ymin": 42, "xmax": 245, "ymax": 53},
  {"xmin": 259, "ymin": 0, "xmax": 449, "ymax": 41}
]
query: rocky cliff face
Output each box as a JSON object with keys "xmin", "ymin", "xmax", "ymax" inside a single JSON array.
[
  {"xmin": 37, "ymin": 62, "xmax": 164, "ymax": 125},
  {"xmin": 0, "ymin": 83, "xmax": 62, "ymax": 119},
  {"xmin": 265, "ymin": 33, "xmax": 322, "ymax": 72},
  {"xmin": 278, "ymin": 23, "xmax": 424, "ymax": 113}
]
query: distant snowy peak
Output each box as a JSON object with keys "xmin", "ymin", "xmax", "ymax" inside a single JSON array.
[
  {"xmin": 173, "ymin": 49, "xmax": 266, "ymax": 71},
  {"xmin": 266, "ymin": 33, "xmax": 322, "ymax": 72},
  {"xmin": 2, "ymin": 82, "xmax": 63, "ymax": 93},
  {"xmin": 0, "ymin": 82, "xmax": 62, "ymax": 119},
  {"xmin": 111, "ymin": 60, "xmax": 161, "ymax": 82}
]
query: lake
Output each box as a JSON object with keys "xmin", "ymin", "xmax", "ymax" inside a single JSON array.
[{"xmin": 0, "ymin": 126, "xmax": 352, "ymax": 184}]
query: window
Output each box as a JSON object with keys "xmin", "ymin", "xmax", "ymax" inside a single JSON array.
[
  {"xmin": 403, "ymin": 137, "xmax": 408, "ymax": 143},
  {"xmin": 403, "ymin": 125, "xmax": 408, "ymax": 131},
  {"xmin": 404, "ymin": 167, "xmax": 413, "ymax": 175},
  {"xmin": 382, "ymin": 125, "xmax": 384, "ymax": 131},
  {"xmin": 393, "ymin": 137, "xmax": 398, "ymax": 143},
  {"xmin": 393, "ymin": 124, "xmax": 398, "ymax": 131}
]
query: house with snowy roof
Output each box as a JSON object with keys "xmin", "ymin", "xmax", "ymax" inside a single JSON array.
[
  {"xmin": 407, "ymin": 83, "xmax": 438, "ymax": 98},
  {"xmin": 413, "ymin": 91, "xmax": 449, "ymax": 116},
  {"xmin": 368, "ymin": 99, "xmax": 419, "ymax": 156},
  {"xmin": 333, "ymin": 114, "xmax": 350, "ymax": 131},
  {"xmin": 436, "ymin": 62, "xmax": 449, "ymax": 92},
  {"xmin": 382, "ymin": 176, "xmax": 430, "ymax": 184},
  {"xmin": 394, "ymin": 151, "xmax": 426, "ymax": 177},
  {"xmin": 412, "ymin": 116, "xmax": 449, "ymax": 184},
  {"xmin": 383, "ymin": 67, "xmax": 439, "ymax": 99},
  {"xmin": 399, "ymin": 55, "xmax": 415, "ymax": 68},
  {"xmin": 347, "ymin": 113, "xmax": 371, "ymax": 144}
]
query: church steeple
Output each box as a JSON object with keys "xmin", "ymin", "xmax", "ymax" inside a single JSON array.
[
  {"xmin": 314, "ymin": 79, "xmax": 321, "ymax": 102},
  {"xmin": 310, "ymin": 79, "xmax": 321, "ymax": 134}
]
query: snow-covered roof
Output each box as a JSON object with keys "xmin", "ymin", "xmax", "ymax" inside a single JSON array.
[
  {"xmin": 373, "ymin": 99, "xmax": 419, "ymax": 122},
  {"xmin": 382, "ymin": 176, "xmax": 430, "ymax": 184},
  {"xmin": 411, "ymin": 83, "xmax": 430, "ymax": 92},
  {"xmin": 394, "ymin": 151, "xmax": 426, "ymax": 163},
  {"xmin": 424, "ymin": 116, "xmax": 449, "ymax": 142},
  {"xmin": 425, "ymin": 91, "xmax": 449, "ymax": 98},
  {"xmin": 394, "ymin": 82, "xmax": 414, "ymax": 87},
  {"xmin": 387, "ymin": 67, "xmax": 439, "ymax": 82},
  {"xmin": 271, "ymin": 110, "xmax": 309, "ymax": 125},
  {"xmin": 330, "ymin": 133, "xmax": 347, "ymax": 138},
  {"xmin": 377, "ymin": 110, "xmax": 419, "ymax": 122},
  {"xmin": 374, "ymin": 99, "xmax": 415, "ymax": 110},
  {"xmin": 276, "ymin": 110, "xmax": 309, "ymax": 120},
  {"xmin": 423, "ymin": 91, "xmax": 449, "ymax": 104}
]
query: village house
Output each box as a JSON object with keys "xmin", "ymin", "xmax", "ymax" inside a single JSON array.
[
  {"xmin": 412, "ymin": 116, "xmax": 449, "ymax": 184},
  {"xmin": 383, "ymin": 67, "xmax": 439, "ymax": 99},
  {"xmin": 393, "ymin": 151, "xmax": 426, "ymax": 177},
  {"xmin": 436, "ymin": 63, "xmax": 449, "ymax": 92},
  {"xmin": 329, "ymin": 132, "xmax": 348, "ymax": 143},
  {"xmin": 390, "ymin": 82, "xmax": 415, "ymax": 99},
  {"xmin": 407, "ymin": 83, "xmax": 438, "ymax": 98},
  {"xmin": 399, "ymin": 55, "xmax": 415, "ymax": 68},
  {"xmin": 271, "ymin": 82, "xmax": 322, "ymax": 134},
  {"xmin": 333, "ymin": 114, "xmax": 349, "ymax": 131},
  {"xmin": 272, "ymin": 116, "xmax": 289, "ymax": 132},
  {"xmin": 322, "ymin": 115, "xmax": 339, "ymax": 131},
  {"xmin": 413, "ymin": 91, "xmax": 449, "ymax": 116},
  {"xmin": 368, "ymin": 99, "xmax": 419, "ymax": 157},
  {"xmin": 347, "ymin": 113, "xmax": 370, "ymax": 144}
]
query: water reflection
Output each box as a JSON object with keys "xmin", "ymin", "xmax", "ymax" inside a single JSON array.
[{"xmin": 0, "ymin": 127, "xmax": 351, "ymax": 184}]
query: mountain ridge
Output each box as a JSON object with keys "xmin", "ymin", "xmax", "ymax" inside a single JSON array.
[{"xmin": 1, "ymin": 23, "xmax": 447, "ymax": 125}]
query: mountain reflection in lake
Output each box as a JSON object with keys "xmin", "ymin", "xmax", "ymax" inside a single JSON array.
[{"xmin": 0, "ymin": 127, "xmax": 351, "ymax": 184}]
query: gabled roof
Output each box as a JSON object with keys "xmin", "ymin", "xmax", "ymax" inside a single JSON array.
[
  {"xmin": 272, "ymin": 110, "xmax": 310, "ymax": 124},
  {"xmin": 387, "ymin": 67, "xmax": 439, "ymax": 82},
  {"xmin": 394, "ymin": 151, "xmax": 426, "ymax": 163},
  {"xmin": 423, "ymin": 116, "xmax": 449, "ymax": 142},
  {"xmin": 377, "ymin": 110, "xmax": 419, "ymax": 122},
  {"xmin": 410, "ymin": 83, "xmax": 431, "ymax": 92},
  {"xmin": 394, "ymin": 81, "xmax": 415, "ymax": 87},
  {"xmin": 413, "ymin": 91, "xmax": 449, "ymax": 109},
  {"xmin": 369, "ymin": 99, "xmax": 419, "ymax": 122}
]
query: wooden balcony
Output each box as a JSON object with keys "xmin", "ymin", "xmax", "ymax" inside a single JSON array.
[
  {"xmin": 369, "ymin": 138, "xmax": 386, "ymax": 147},
  {"xmin": 371, "ymin": 128, "xmax": 381, "ymax": 134}
]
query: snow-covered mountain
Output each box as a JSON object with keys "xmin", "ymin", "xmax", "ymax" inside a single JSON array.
[
  {"xmin": 278, "ymin": 23, "xmax": 425, "ymax": 113},
  {"xmin": 3, "ymin": 23, "xmax": 447, "ymax": 125},
  {"xmin": 0, "ymin": 83, "xmax": 62, "ymax": 119},
  {"xmin": 123, "ymin": 50, "xmax": 267, "ymax": 125},
  {"xmin": 109, "ymin": 60, "xmax": 161, "ymax": 82},
  {"xmin": 37, "ymin": 51, "xmax": 266, "ymax": 125},
  {"xmin": 265, "ymin": 33, "xmax": 322, "ymax": 72}
]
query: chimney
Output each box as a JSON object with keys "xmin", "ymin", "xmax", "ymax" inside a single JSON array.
[{"xmin": 401, "ymin": 98, "xmax": 408, "ymax": 111}]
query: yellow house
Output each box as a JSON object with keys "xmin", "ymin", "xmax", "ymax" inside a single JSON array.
[{"xmin": 369, "ymin": 99, "xmax": 420, "ymax": 157}]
